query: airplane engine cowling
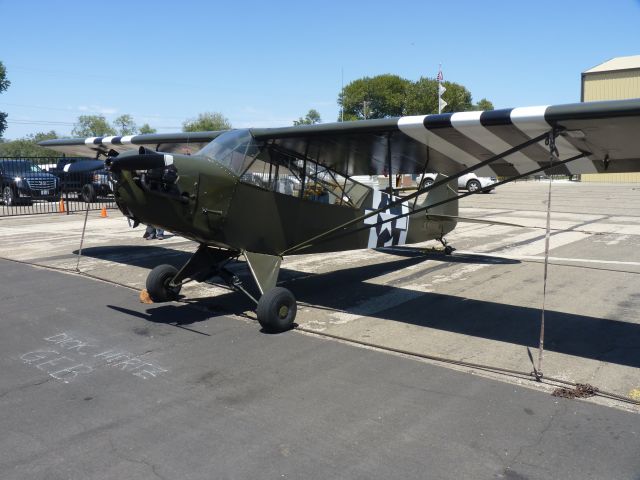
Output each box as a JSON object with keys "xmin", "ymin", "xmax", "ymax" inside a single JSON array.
[{"xmin": 106, "ymin": 150, "xmax": 174, "ymax": 171}]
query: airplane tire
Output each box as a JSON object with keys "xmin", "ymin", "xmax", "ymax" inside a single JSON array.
[
  {"xmin": 146, "ymin": 264, "xmax": 181, "ymax": 302},
  {"xmin": 257, "ymin": 287, "xmax": 297, "ymax": 333}
]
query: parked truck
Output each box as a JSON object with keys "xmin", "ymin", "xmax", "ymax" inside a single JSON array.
[{"xmin": 49, "ymin": 158, "xmax": 113, "ymax": 202}]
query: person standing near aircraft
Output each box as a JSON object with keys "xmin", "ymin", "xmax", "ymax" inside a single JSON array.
[{"xmin": 143, "ymin": 225, "xmax": 164, "ymax": 240}]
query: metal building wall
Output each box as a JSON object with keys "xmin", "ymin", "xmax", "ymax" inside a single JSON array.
[
  {"xmin": 581, "ymin": 66, "xmax": 640, "ymax": 183},
  {"xmin": 582, "ymin": 69, "xmax": 640, "ymax": 102}
]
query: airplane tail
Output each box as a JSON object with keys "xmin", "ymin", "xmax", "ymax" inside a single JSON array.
[
  {"xmin": 418, "ymin": 174, "xmax": 458, "ymax": 217},
  {"xmin": 406, "ymin": 174, "xmax": 458, "ymax": 243}
]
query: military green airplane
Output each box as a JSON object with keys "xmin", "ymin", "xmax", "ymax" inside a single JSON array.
[{"xmin": 41, "ymin": 99, "xmax": 640, "ymax": 332}]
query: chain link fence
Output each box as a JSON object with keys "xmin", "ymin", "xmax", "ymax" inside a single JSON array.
[{"xmin": 0, "ymin": 157, "xmax": 116, "ymax": 217}]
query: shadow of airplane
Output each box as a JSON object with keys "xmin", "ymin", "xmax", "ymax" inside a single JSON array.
[{"xmin": 84, "ymin": 245, "xmax": 640, "ymax": 369}]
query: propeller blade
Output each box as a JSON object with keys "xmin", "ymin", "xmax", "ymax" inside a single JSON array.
[{"xmin": 63, "ymin": 160, "xmax": 105, "ymax": 173}]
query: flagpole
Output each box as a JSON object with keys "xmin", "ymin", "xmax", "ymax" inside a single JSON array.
[
  {"xmin": 438, "ymin": 63, "xmax": 442, "ymax": 114},
  {"xmin": 437, "ymin": 63, "xmax": 447, "ymax": 114}
]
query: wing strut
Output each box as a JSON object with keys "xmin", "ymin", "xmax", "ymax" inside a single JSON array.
[
  {"xmin": 280, "ymin": 129, "xmax": 563, "ymax": 255},
  {"xmin": 319, "ymin": 150, "xmax": 589, "ymax": 248}
]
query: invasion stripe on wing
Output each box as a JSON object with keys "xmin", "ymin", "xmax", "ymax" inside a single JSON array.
[
  {"xmin": 451, "ymin": 112, "xmax": 539, "ymax": 176},
  {"xmin": 449, "ymin": 111, "xmax": 537, "ymax": 176},
  {"xmin": 398, "ymin": 115, "xmax": 496, "ymax": 177}
]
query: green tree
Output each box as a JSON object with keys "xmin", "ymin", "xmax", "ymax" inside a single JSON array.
[
  {"xmin": 339, "ymin": 74, "xmax": 410, "ymax": 120},
  {"xmin": 404, "ymin": 77, "xmax": 439, "ymax": 115},
  {"xmin": 182, "ymin": 112, "xmax": 231, "ymax": 132},
  {"xmin": 293, "ymin": 109, "xmax": 322, "ymax": 125},
  {"xmin": 0, "ymin": 131, "xmax": 59, "ymax": 157},
  {"xmin": 405, "ymin": 77, "xmax": 474, "ymax": 114},
  {"xmin": 71, "ymin": 115, "xmax": 116, "ymax": 137},
  {"xmin": 339, "ymin": 74, "xmax": 490, "ymax": 117},
  {"xmin": 112, "ymin": 114, "xmax": 138, "ymax": 135},
  {"xmin": 474, "ymin": 98, "xmax": 494, "ymax": 111},
  {"xmin": 0, "ymin": 61, "xmax": 11, "ymax": 138},
  {"xmin": 139, "ymin": 123, "xmax": 157, "ymax": 134},
  {"xmin": 441, "ymin": 81, "xmax": 473, "ymax": 113}
]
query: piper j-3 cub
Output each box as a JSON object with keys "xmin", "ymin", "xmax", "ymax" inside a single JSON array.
[{"xmin": 41, "ymin": 99, "xmax": 640, "ymax": 332}]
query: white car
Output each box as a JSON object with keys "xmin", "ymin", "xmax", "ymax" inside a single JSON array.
[
  {"xmin": 457, "ymin": 173, "xmax": 496, "ymax": 193},
  {"xmin": 421, "ymin": 172, "xmax": 496, "ymax": 193}
]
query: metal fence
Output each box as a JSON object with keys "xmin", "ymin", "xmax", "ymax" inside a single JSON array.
[{"xmin": 0, "ymin": 157, "xmax": 116, "ymax": 217}]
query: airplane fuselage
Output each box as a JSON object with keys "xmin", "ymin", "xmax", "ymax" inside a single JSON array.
[{"xmin": 113, "ymin": 151, "xmax": 457, "ymax": 256}]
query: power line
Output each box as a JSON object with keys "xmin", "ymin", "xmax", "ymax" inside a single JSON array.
[
  {"xmin": 6, "ymin": 64, "xmax": 201, "ymax": 90},
  {"xmin": 0, "ymin": 101, "xmax": 187, "ymax": 121},
  {"xmin": 8, "ymin": 119, "xmax": 76, "ymax": 126},
  {"xmin": 6, "ymin": 119, "xmax": 181, "ymax": 129}
]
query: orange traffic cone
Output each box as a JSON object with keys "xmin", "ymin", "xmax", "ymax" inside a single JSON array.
[
  {"xmin": 58, "ymin": 198, "xmax": 65, "ymax": 213},
  {"xmin": 100, "ymin": 207, "xmax": 108, "ymax": 218}
]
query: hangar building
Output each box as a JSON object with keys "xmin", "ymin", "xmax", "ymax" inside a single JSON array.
[{"xmin": 581, "ymin": 55, "xmax": 640, "ymax": 182}]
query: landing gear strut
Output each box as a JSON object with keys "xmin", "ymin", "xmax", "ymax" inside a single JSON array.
[{"xmin": 144, "ymin": 245, "xmax": 296, "ymax": 333}]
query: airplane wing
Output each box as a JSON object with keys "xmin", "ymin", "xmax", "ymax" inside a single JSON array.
[
  {"xmin": 250, "ymin": 98, "xmax": 640, "ymax": 178},
  {"xmin": 39, "ymin": 99, "xmax": 640, "ymax": 179},
  {"xmin": 38, "ymin": 131, "xmax": 226, "ymax": 157}
]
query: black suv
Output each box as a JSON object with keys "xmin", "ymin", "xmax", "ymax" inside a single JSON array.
[
  {"xmin": 50, "ymin": 158, "xmax": 113, "ymax": 202},
  {"xmin": 0, "ymin": 159, "xmax": 61, "ymax": 206}
]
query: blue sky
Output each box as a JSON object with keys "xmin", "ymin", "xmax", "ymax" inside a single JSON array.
[{"xmin": 1, "ymin": 0, "xmax": 639, "ymax": 139}]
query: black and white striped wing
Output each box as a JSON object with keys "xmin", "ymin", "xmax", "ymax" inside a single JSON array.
[
  {"xmin": 39, "ymin": 131, "xmax": 225, "ymax": 157},
  {"xmin": 398, "ymin": 101, "xmax": 640, "ymax": 177},
  {"xmin": 252, "ymin": 99, "xmax": 640, "ymax": 177}
]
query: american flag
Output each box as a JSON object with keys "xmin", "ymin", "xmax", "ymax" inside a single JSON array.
[{"xmin": 437, "ymin": 68, "xmax": 443, "ymax": 82}]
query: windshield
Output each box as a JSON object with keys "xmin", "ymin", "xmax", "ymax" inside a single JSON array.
[
  {"xmin": 197, "ymin": 129, "xmax": 371, "ymax": 208},
  {"xmin": 197, "ymin": 129, "xmax": 261, "ymax": 175},
  {"xmin": 0, "ymin": 160, "xmax": 43, "ymax": 174}
]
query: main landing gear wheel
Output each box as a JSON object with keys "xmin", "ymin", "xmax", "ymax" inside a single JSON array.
[
  {"xmin": 146, "ymin": 264, "xmax": 182, "ymax": 302},
  {"xmin": 257, "ymin": 287, "xmax": 297, "ymax": 333}
]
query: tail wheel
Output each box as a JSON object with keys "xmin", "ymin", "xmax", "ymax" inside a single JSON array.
[
  {"xmin": 257, "ymin": 287, "xmax": 297, "ymax": 333},
  {"xmin": 146, "ymin": 264, "xmax": 181, "ymax": 302}
]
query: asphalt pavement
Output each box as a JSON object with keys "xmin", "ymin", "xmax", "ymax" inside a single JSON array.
[
  {"xmin": 1, "ymin": 259, "xmax": 639, "ymax": 480},
  {"xmin": 2, "ymin": 182, "xmax": 640, "ymax": 404}
]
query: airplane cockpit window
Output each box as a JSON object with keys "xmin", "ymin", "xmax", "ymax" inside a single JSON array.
[
  {"xmin": 201, "ymin": 130, "xmax": 371, "ymax": 209},
  {"xmin": 198, "ymin": 129, "xmax": 260, "ymax": 175},
  {"xmin": 301, "ymin": 161, "xmax": 370, "ymax": 208},
  {"xmin": 240, "ymin": 143, "xmax": 370, "ymax": 209}
]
